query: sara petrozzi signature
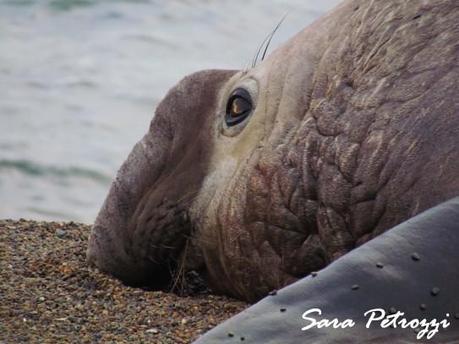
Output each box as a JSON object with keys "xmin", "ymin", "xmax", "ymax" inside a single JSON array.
[{"xmin": 301, "ymin": 308, "xmax": 451, "ymax": 340}]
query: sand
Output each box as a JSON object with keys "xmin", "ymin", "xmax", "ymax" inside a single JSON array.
[{"xmin": 0, "ymin": 219, "xmax": 247, "ymax": 343}]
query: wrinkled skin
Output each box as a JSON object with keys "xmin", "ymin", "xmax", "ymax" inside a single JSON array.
[{"xmin": 87, "ymin": 0, "xmax": 459, "ymax": 302}]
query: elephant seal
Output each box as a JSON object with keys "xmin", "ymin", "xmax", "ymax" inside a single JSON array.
[{"xmin": 87, "ymin": 0, "xmax": 459, "ymax": 304}]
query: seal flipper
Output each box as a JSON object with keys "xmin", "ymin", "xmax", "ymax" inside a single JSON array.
[{"xmin": 193, "ymin": 197, "xmax": 459, "ymax": 343}]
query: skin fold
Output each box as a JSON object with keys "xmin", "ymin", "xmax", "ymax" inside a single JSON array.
[{"xmin": 87, "ymin": 0, "xmax": 459, "ymax": 302}]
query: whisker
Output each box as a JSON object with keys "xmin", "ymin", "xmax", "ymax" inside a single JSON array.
[
  {"xmin": 252, "ymin": 33, "xmax": 271, "ymax": 68},
  {"xmin": 261, "ymin": 13, "xmax": 288, "ymax": 62},
  {"xmin": 169, "ymin": 238, "xmax": 189, "ymax": 293},
  {"xmin": 249, "ymin": 12, "xmax": 288, "ymax": 69}
]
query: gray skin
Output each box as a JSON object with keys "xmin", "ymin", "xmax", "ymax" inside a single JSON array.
[{"xmin": 87, "ymin": 0, "xmax": 459, "ymax": 302}]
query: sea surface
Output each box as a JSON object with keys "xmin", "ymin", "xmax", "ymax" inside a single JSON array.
[{"xmin": 0, "ymin": 0, "xmax": 341, "ymax": 223}]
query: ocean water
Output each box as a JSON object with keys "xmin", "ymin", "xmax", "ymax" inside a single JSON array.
[{"xmin": 0, "ymin": 0, "xmax": 341, "ymax": 223}]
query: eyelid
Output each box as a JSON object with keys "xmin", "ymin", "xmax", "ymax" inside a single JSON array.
[{"xmin": 230, "ymin": 87, "xmax": 251, "ymax": 99}]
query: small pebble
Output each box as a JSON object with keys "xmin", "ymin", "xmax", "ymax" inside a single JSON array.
[
  {"xmin": 411, "ymin": 253, "xmax": 420, "ymax": 261},
  {"xmin": 280, "ymin": 308, "xmax": 286, "ymax": 312},
  {"xmin": 389, "ymin": 307, "xmax": 397, "ymax": 314},
  {"xmin": 310, "ymin": 271, "xmax": 318, "ymax": 277},
  {"xmin": 146, "ymin": 328, "xmax": 159, "ymax": 334},
  {"xmin": 240, "ymin": 337, "xmax": 245, "ymax": 341},
  {"xmin": 228, "ymin": 332, "xmax": 234, "ymax": 337},
  {"xmin": 351, "ymin": 284, "xmax": 360, "ymax": 290},
  {"xmin": 419, "ymin": 304, "xmax": 426, "ymax": 311},
  {"xmin": 431, "ymin": 287, "xmax": 440, "ymax": 296},
  {"xmin": 376, "ymin": 262, "xmax": 384, "ymax": 269},
  {"xmin": 268, "ymin": 290, "xmax": 277, "ymax": 296},
  {"xmin": 55, "ymin": 228, "xmax": 66, "ymax": 238}
]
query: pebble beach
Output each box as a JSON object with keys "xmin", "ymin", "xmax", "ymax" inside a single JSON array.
[{"xmin": 0, "ymin": 220, "xmax": 247, "ymax": 343}]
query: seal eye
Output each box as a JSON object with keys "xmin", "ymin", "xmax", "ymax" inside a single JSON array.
[{"xmin": 225, "ymin": 88, "xmax": 253, "ymax": 127}]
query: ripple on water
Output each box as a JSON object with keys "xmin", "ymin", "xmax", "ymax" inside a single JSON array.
[{"xmin": 0, "ymin": 159, "xmax": 111, "ymax": 184}]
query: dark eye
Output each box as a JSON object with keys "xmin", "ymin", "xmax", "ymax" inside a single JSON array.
[{"xmin": 225, "ymin": 88, "xmax": 253, "ymax": 127}]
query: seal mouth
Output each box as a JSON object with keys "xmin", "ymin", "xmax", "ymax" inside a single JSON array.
[
  {"xmin": 156, "ymin": 266, "xmax": 211, "ymax": 296},
  {"xmin": 157, "ymin": 222, "xmax": 212, "ymax": 296},
  {"xmin": 125, "ymin": 235, "xmax": 211, "ymax": 296}
]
